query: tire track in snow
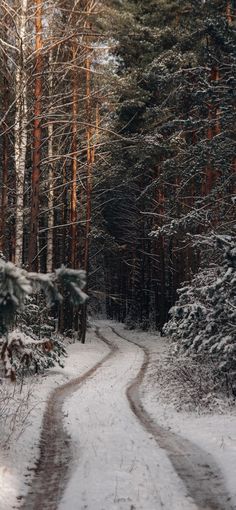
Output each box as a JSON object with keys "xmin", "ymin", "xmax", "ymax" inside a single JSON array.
[
  {"xmin": 110, "ymin": 326, "xmax": 234, "ymax": 510},
  {"xmin": 20, "ymin": 329, "xmax": 116, "ymax": 510}
]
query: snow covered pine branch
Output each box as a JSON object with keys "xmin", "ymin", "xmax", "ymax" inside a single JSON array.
[
  {"xmin": 164, "ymin": 235, "xmax": 236, "ymax": 394},
  {"xmin": 0, "ymin": 255, "xmax": 87, "ymax": 380}
]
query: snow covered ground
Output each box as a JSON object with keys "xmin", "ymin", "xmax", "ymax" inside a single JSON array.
[
  {"xmin": 59, "ymin": 323, "xmax": 197, "ymax": 510},
  {"xmin": 0, "ymin": 321, "xmax": 236, "ymax": 510},
  {"xmin": 0, "ymin": 332, "xmax": 108, "ymax": 510},
  {"xmin": 113, "ymin": 323, "xmax": 236, "ymax": 508}
]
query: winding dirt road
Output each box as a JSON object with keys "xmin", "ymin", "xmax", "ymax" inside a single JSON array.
[
  {"xmin": 21, "ymin": 324, "xmax": 234, "ymax": 510},
  {"xmin": 20, "ymin": 330, "xmax": 116, "ymax": 510}
]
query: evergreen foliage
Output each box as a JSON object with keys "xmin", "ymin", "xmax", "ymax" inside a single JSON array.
[
  {"xmin": 97, "ymin": 0, "xmax": 236, "ymax": 330},
  {"xmin": 164, "ymin": 235, "xmax": 236, "ymax": 391},
  {"xmin": 0, "ymin": 255, "xmax": 87, "ymax": 379}
]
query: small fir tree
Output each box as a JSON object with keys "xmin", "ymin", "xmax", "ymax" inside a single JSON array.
[{"xmin": 0, "ymin": 255, "xmax": 87, "ymax": 379}]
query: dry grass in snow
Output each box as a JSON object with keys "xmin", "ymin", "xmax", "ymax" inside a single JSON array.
[
  {"xmin": 0, "ymin": 377, "xmax": 35, "ymax": 449},
  {"xmin": 146, "ymin": 352, "xmax": 236, "ymax": 414}
]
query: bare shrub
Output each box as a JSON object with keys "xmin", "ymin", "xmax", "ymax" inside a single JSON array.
[
  {"xmin": 0, "ymin": 374, "xmax": 35, "ymax": 448},
  {"xmin": 146, "ymin": 353, "xmax": 234, "ymax": 413}
]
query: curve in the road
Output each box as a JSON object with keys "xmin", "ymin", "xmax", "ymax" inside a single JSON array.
[
  {"xmin": 20, "ymin": 328, "xmax": 116, "ymax": 510},
  {"xmin": 20, "ymin": 325, "xmax": 234, "ymax": 510},
  {"xmin": 110, "ymin": 326, "xmax": 234, "ymax": 510}
]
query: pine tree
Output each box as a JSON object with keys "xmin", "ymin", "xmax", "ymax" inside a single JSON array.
[
  {"xmin": 97, "ymin": 0, "xmax": 236, "ymax": 329},
  {"xmin": 164, "ymin": 234, "xmax": 236, "ymax": 392},
  {"xmin": 0, "ymin": 253, "xmax": 87, "ymax": 379}
]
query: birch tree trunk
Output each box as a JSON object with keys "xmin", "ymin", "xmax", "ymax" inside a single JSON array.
[{"xmin": 14, "ymin": 0, "xmax": 28, "ymax": 266}]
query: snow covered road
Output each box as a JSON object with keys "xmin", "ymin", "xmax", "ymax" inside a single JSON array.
[
  {"xmin": 59, "ymin": 325, "xmax": 191, "ymax": 510},
  {"xmin": 19, "ymin": 323, "xmax": 234, "ymax": 510}
]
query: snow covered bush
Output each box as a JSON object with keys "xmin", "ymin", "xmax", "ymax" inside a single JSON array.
[
  {"xmin": 0, "ymin": 257, "xmax": 87, "ymax": 379},
  {"xmin": 147, "ymin": 352, "xmax": 228, "ymax": 412},
  {"xmin": 164, "ymin": 235, "xmax": 236, "ymax": 393},
  {"xmin": 0, "ymin": 379, "xmax": 34, "ymax": 448},
  {"xmin": 18, "ymin": 295, "xmax": 56, "ymax": 340},
  {"xmin": 1, "ymin": 330, "xmax": 67, "ymax": 379}
]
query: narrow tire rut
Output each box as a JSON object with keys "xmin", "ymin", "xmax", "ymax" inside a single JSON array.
[
  {"xmin": 20, "ymin": 328, "xmax": 116, "ymax": 510},
  {"xmin": 110, "ymin": 326, "xmax": 234, "ymax": 510}
]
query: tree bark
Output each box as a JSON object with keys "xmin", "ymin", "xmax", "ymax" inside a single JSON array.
[
  {"xmin": 14, "ymin": 0, "xmax": 28, "ymax": 266},
  {"xmin": 226, "ymin": 0, "xmax": 232, "ymax": 23},
  {"xmin": 70, "ymin": 39, "xmax": 78, "ymax": 269},
  {"xmin": 28, "ymin": 0, "xmax": 43, "ymax": 271},
  {"xmin": 0, "ymin": 62, "xmax": 8, "ymax": 256},
  {"xmin": 84, "ymin": 51, "xmax": 92, "ymax": 275},
  {"xmin": 47, "ymin": 44, "xmax": 54, "ymax": 273}
]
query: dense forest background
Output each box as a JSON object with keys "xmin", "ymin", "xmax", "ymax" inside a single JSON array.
[
  {"xmin": 0, "ymin": 0, "xmax": 235, "ymax": 362},
  {"xmin": 100, "ymin": 0, "xmax": 236, "ymax": 329}
]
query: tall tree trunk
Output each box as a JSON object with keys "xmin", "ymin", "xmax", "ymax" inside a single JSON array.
[
  {"xmin": 154, "ymin": 165, "xmax": 167, "ymax": 327},
  {"xmin": 47, "ymin": 45, "xmax": 54, "ymax": 273},
  {"xmin": 225, "ymin": 3, "xmax": 236, "ymax": 198},
  {"xmin": 84, "ymin": 51, "xmax": 92, "ymax": 276},
  {"xmin": 28, "ymin": 0, "xmax": 43, "ymax": 271},
  {"xmin": 80, "ymin": 17, "xmax": 95, "ymax": 343},
  {"xmin": 226, "ymin": 0, "xmax": 232, "ymax": 23},
  {"xmin": 70, "ymin": 39, "xmax": 78, "ymax": 269},
  {"xmin": 14, "ymin": 0, "xmax": 28, "ymax": 266},
  {"xmin": 202, "ymin": 66, "xmax": 220, "ymax": 197},
  {"xmin": 0, "ymin": 66, "xmax": 8, "ymax": 256}
]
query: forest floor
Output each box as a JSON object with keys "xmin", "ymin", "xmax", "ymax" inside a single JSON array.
[{"xmin": 0, "ymin": 321, "xmax": 236, "ymax": 510}]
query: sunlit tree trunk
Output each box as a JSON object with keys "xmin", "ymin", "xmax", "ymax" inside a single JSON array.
[
  {"xmin": 80, "ymin": 9, "xmax": 100, "ymax": 342},
  {"xmin": 80, "ymin": 40, "xmax": 92, "ymax": 344},
  {"xmin": 29, "ymin": 0, "xmax": 43, "ymax": 271},
  {"xmin": 84, "ymin": 49, "xmax": 92, "ymax": 275},
  {"xmin": 47, "ymin": 45, "xmax": 54, "ymax": 272},
  {"xmin": 70, "ymin": 38, "xmax": 78, "ymax": 269}
]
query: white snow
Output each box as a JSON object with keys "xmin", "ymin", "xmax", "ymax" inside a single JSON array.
[
  {"xmin": 0, "ymin": 331, "xmax": 108, "ymax": 510},
  {"xmin": 59, "ymin": 323, "xmax": 197, "ymax": 510},
  {"xmin": 113, "ymin": 323, "xmax": 236, "ymax": 508}
]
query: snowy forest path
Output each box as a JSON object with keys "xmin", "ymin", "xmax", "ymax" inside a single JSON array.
[
  {"xmin": 20, "ymin": 323, "xmax": 233, "ymax": 510},
  {"xmin": 111, "ymin": 326, "xmax": 234, "ymax": 510},
  {"xmin": 20, "ymin": 328, "xmax": 116, "ymax": 510}
]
